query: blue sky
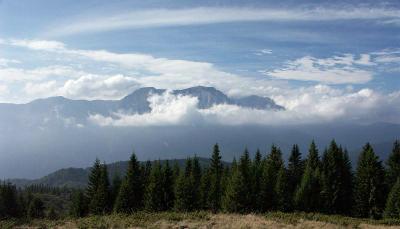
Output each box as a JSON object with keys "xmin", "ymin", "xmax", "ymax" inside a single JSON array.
[{"xmin": 0, "ymin": 0, "xmax": 400, "ymax": 124}]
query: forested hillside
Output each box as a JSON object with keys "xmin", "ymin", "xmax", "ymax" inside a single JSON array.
[{"xmin": 2, "ymin": 140, "xmax": 400, "ymax": 226}]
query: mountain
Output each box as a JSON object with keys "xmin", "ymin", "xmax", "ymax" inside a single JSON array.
[
  {"xmin": 0, "ymin": 86, "xmax": 398, "ymax": 179},
  {"xmin": 0, "ymin": 86, "xmax": 283, "ymax": 128}
]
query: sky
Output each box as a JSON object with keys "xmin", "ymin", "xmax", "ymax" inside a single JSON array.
[{"xmin": 0, "ymin": 0, "xmax": 400, "ymax": 125}]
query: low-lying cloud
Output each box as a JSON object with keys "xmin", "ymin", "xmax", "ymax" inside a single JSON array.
[{"xmin": 88, "ymin": 87, "xmax": 400, "ymax": 126}]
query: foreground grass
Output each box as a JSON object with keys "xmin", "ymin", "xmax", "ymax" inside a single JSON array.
[{"xmin": 2, "ymin": 211, "xmax": 400, "ymax": 229}]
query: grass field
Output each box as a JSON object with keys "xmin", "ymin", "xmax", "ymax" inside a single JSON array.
[{"xmin": 2, "ymin": 211, "xmax": 400, "ymax": 229}]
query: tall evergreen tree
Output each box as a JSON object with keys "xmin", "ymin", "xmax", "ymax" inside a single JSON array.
[
  {"xmin": 384, "ymin": 178, "xmax": 400, "ymax": 218},
  {"xmin": 287, "ymin": 144, "xmax": 304, "ymax": 208},
  {"xmin": 354, "ymin": 143, "xmax": 387, "ymax": 219},
  {"xmin": 175, "ymin": 158, "xmax": 196, "ymax": 211},
  {"xmin": 275, "ymin": 167, "xmax": 291, "ymax": 212},
  {"xmin": 89, "ymin": 163, "xmax": 111, "ymax": 214},
  {"xmin": 320, "ymin": 140, "xmax": 353, "ymax": 215},
  {"xmin": 69, "ymin": 190, "xmax": 88, "ymax": 218},
  {"xmin": 191, "ymin": 156, "xmax": 202, "ymax": 209},
  {"xmin": 0, "ymin": 182, "xmax": 20, "ymax": 218},
  {"xmin": 223, "ymin": 149, "xmax": 252, "ymax": 212},
  {"xmin": 86, "ymin": 158, "xmax": 102, "ymax": 205},
  {"xmin": 251, "ymin": 149, "xmax": 264, "ymax": 212},
  {"xmin": 200, "ymin": 167, "xmax": 212, "ymax": 209},
  {"xmin": 27, "ymin": 197, "xmax": 45, "ymax": 219},
  {"xmin": 260, "ymin": 145, "xmax": 284, "ymax": 211},
  {"xmin": 386, "ymin": 140, "xmax": 400, "ymax": 189},
  {"xmin": 295, "ymin": 140, "xmax": 322, "ymax": 212},
  {"xmin": 145, "ymin": 161, "xmax": 165, "ymax": 211},
  {"xmin": 163, "ymin": 161, "xmax": 175, "ymax": 210},
  {"xmin": 222, "ymin": 160, "xmax": 247, "ymax": 212},
  {"xmin": 209, "ymin": 144, "xmax": 223, "ymax": 212},
  {"xmin": 114, "ymin": 153, "xmax": 144, "ymax": 213},
  {"xmin": 110, "ymin": 173, "xmax": 122, "ymax": 206}
]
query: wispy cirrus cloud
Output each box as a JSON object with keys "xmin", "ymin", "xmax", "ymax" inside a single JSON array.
[{"xmin": 43, "ymin": 7, "xmax": 400, "ymax": 36}]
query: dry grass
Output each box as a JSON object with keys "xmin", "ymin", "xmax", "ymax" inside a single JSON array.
[{"xmin": 2, "ymin": 212, "xmax": 400, "ymax": 229}]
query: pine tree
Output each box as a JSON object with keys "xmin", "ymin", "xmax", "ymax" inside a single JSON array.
[
  {"xmin": 27, "ymin": 197, "xmax": 45, "ymax": 218},
  {"xmin": 89, "ymin": 163, "xmax": 111, "ymax": 214},
  {"xmin": 200, "ymin": 167, "xmax": 212, "ymax": 209},
  {"xmin": 251, "ymin": 149, "xmax": 264, "ymax": 212},
  {"xmin": 386, "ymin": 140, "xmax": 400, "ymax": 189},
  {"xmin": 114, "ymin": 153, "xmax": 144, "ymax": 213},
  {"xmin": 287, "ymin": 144, "xmax": 304, "ymax": 209},
  {"xmin": 191, "ymin": 156, "xmax": 202, "ymax": 209},
  {"xmin": 260, "ymin": 145, "xmax": 284, "ymax": 211},
  {"xmin": 111, "ymin": 173, "xmax": 122, "ymax": 206},
  {"xmin": 209, "ymin": 143, "xmax": 223, "ymax": 212},
  {"xmin": 295, "ymin": 140, "xmax": 322, "ymax": 212},
  {"xmin": 354, "ymin": 143, "xmax": 387, "ymax": 219},
  {"xmin": 223, "ymin": 149, "xmax": 252, "ymax": 212},
  {"xmin": 163, "ymin": 161, "xmax": 175, "ymax": 210},
  {"xmin": 86, "ymin": 158, "xmax": 102, "ymax": 206},
  {"xmin": 174, "ymin": 158, "xmax": 196, "ymax": 211},
  {"xmin": 275, "ymin": 167, "xmax": 291, "ymax": 212},
  {"xmin": 0, "ymin": 182, "xmax": 20, "ymax": 218},
  {"xmin": 222, "ymin": 160, "xmax": 247, "ymax": 213},
  {"xmin": 320, "ymin": 140, "xmax": 353, "ymax": 215},
  {"xmin": 69, "ymin": 190, "xmax": 88, "ymax": 218},
  {"xmin": 384, "ymin": 178, "xmax": 400, "ymax": 218},
  {"xmin": 145, "ymin": 161, "xmax": 164, "ymax": 211}
]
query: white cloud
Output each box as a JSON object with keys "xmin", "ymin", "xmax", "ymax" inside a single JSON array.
[
  {"xmin": 264, "ymin": 55, "xmax": 374, "ymax": 84},
  {"xmin": 44, "ymin": 7, "xmax": 400, "ymax": 36},
  {"xmin": 58, "ymin": 74, "xmax": 140, "ymax": 100},
  {"xmin": 89, "ymin": 92, "xmax": 203, "ymax": 126},
  {"xmin": 255, "ymin": 49, "xmax": 272, "ymax": 56},
  {"xmin": 0, "ymin": 58, "xmax": 20, "ymax": 67},
  {"xmin": 0, "ymin": 65, "xmax": 85, "ymax": 83},
  {"xmin": 375, "ymin": 55, "xmax": 400, "ymax": 63},
  {"xmin": 88, "ymin": 88, "xmax": 400, "ymax": 126},
  {"xmin": 9, "ymin": 39, "xmax": 65, "ymax": 51}
]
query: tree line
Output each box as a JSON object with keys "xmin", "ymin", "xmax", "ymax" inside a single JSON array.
[{"xmin": 1, "ymin": 140, "xmax": 400, "ymax": 220}]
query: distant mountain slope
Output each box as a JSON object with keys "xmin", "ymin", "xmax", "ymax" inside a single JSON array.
[
  {"xmin": 9, "ymin": 158, "xmax": 230, "ymax": 188},
  {"xmin": 0, "ymin": 86, "xmax": 283, "ymax": 128}
]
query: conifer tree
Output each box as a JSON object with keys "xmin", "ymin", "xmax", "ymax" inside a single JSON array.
[
  {"xmin": 86, "ymin": 158, "xmax": 102, "ymax": 204},
  {"xmin": 88, "ymin": 163, "xmax": 111, "ymax": 214},
  {"xmin": 386, "ymin": 140, "xmax": 400, "ymax": 189},
  {"xmin": 275, "ymin": 167, "xmax": 291, "ymax": 212},
  {"xmin": 354, "ymin": 143, "xmax": 386, "ymax": 219},
  {"xmin": 175, "ymin": 158, "xmax": 196, "ymax": 211},
  {"xmin": 200, "ymin": 167, "xmax": 212, "ymax": 209},
  {"xmin": 223, "ymin": 149, "xmax": 252, "ymax": 212},
  {"xmin": 163, "ymin": 161, "xmax": 175, "ymax": 210},
  {"xmin": 320, "ymin": 140, "xmax": 353, "ymax": 215},
  {"xmin": 27, "ymin": 197, "xmax": 45, "ymax": 218},
  {"xmin": 191, "ymin": 156, "xmax": 202, "ymax": 209},
  {"xmin": 222, "ymin": 160, "xmax": 247, "ymax": 212},
  {"xmin": 287, "ymin": 144, "xmax": 304, "ymax": 206},
  {"xmin": 260, "ymin": 145, "xmax": 284, "ymax": 211},
  {"xmin": 0, "ymin": 182, "xmax": 20, "ymax": 218},
  {"xmin": 295, "ymin": 141, "xmax": 322, "ymax": 212},
  {"xmin": 111, "ymin": 173, "xmax": 122, "ymax": 206},
  {"xmin": 251, "ymin": 149, "xmax": 264, "ymax": 212},
  {"xmin": 114, "ymin": 153, "xmax": 144, "ymax": 213},
  {"xmin": 384, "ymin": 178, "xmax": 400, "ymax": 218},
  {"xmin": 145, "ymin": 161, "xmax": 164, "ymax": 211},
  {"xmin": 69, "ymin": 190, "xmax": 88, "ymax": 218},
  {"xmin": 209, "ymin": 144, "xmax": 223, "ymax": 212}
]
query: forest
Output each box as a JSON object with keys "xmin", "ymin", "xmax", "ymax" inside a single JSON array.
[{"xmin": 1, "ymin": 140, "xmax": 400, "ymax": 222}]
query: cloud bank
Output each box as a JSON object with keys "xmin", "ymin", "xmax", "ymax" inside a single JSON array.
[{"xmin": 88, "ymin": 88, "xmax": 400, "ymax": 126}]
